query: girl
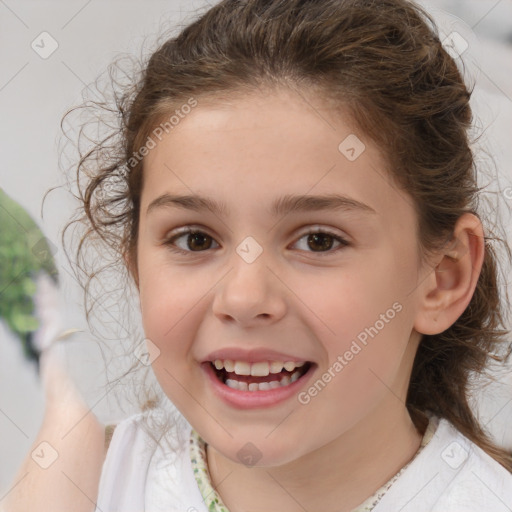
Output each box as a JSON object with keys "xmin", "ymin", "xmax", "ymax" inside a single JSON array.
[{"xmin": 8, "ymin": 0, "xmax": 512, "ymax": 511}]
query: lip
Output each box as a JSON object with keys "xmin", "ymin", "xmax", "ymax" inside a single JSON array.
[
  {"xmin": 202, "ymin": 347, "xmax": 312, "ymax": 364},
  {"xmin": 201, "ymin": 360, "xmax": 316, "ymax": 409}
]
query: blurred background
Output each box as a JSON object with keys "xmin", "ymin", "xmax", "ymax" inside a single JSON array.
[{"xmin": 0, "ymin": 0, "xmax": 511, "ymax": 496}]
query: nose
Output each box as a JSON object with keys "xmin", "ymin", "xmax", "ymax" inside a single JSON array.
[{"xmin": 211, "ymin": 246, "xmax": 287, "ymax": 327}]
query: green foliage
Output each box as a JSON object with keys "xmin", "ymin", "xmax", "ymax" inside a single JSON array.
[{"xmin": 0, "ymin": 188, "xmax": 58, "ymax": 347}]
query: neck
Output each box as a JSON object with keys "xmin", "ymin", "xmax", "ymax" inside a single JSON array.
[{"xmin": 206, "ymin": 400, "xmax": 424, "ymax": 512}]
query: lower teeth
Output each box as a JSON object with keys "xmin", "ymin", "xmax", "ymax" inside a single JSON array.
[{"xmin": 225, "ymin": 370, "xmax": 302, "ymax": 391}]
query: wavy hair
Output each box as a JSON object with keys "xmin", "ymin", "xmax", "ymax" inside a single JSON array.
[{"xmin": 62, "ymin": 0, "xmax": 512, "ymax": 468}]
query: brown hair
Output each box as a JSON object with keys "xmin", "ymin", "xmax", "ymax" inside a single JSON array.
[{"xmin": 63, "ymin": 0, "xmax": 512, "ymax": 469}]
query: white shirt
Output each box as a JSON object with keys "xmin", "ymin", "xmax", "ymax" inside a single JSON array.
[{"xmin": 95, "ymin": 408, "xmax": 512, "ymax": 512}]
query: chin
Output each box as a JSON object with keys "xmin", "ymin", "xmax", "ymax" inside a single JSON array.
[{"xmin": 210, "ymin": 432, "xmax": 309, "ymax": 469}]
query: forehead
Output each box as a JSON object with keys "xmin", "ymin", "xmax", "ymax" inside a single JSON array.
[{"xmin": 141, "ymin": 89, "xmax": 414, "ymax": 225}]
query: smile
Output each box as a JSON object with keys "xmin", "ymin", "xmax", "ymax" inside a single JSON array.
[
  {"xmin": 207, "ymin": 359, "xmax": 313, "ymax": 405},
  {"xmin": 209, "ymin": 359, "xmax": 312, "ymax": 392}
]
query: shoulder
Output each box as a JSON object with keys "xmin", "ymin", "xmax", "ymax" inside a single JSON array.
[
  {"xmin": 104, "ymin": 406, "xmax": 190, "ymax": 457},
  {"xmin": 102, "ymin": 410, "xmax": 147, "ymax": 451},
  {"xmin": 373, "ymin": 417, "xmax": 512, "ymax": 512},
  {"xmin": 430, "ymin": 419, "xmax": 512, "ymax": 511},
  {"xmin": 96, "ymin": 407, "xmax": 194, "ymax": 511},
  {"xmin": 97, "ymin": 407, "xmax": 207, "ymax": 512},
  {"xmin": 103, "ymin": 410, "xmax": 150, "ymax": 450},
  {"xmin": 95, "ymin": 411, "xmax": 156, "ymax": 511},
  {"xmin": 101, "ymin": 410, "xmax": 159, "ymax": 472}
]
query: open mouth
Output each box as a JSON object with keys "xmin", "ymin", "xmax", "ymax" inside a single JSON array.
[{"xmin": 209, "ymin": 359, "xmax": 313, "ymax": 392}]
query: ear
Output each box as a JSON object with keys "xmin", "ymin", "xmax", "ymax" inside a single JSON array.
[{"xmin": 413, "ymin": 213, "xmax": 485, "ymax": 335}]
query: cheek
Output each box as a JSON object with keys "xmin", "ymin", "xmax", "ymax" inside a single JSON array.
[
  {"xmin": 312, "ymin": 248, "xmax": 417, "ymax": 379},
  {"xmin": 137, "ymin": 251, "xmax": 199, "ymax": 351},
  {"xmin": 137, "ymin": 260, "xmax": 207, "ymax": 408},
  {"xmin": 314, "ymin": 252, "xmax": 410, "ymax": 335}
]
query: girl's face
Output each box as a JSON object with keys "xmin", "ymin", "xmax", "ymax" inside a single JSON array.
[{"xmin": 136, "ymin": 88, "xmax": 427, "ymax": 466}]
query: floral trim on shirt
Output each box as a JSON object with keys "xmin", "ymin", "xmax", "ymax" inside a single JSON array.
[
  {"xmin": 190, "ymin": 429, "xmax": 230, "ymax": 512},
  {"xmin": 189, "ymin": 415, "xmax": 439, "ymax": 512}
]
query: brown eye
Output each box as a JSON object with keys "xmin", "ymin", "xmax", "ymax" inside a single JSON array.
[
  {"xmin": 293, "ymin": 229, "xmax": 349, "ymax": 255},
  {"xmin": 186, "ymin": 232, "xmax": 213, "ymax": 251},
  {"xmin": 307, "ymin": 233, "xmax": 335, "ymax": 252},
  {"xmin": 165, "ymin": 229, "xmax": 219, "ymax": 253}
]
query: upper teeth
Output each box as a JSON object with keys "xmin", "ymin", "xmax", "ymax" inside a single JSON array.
[{"xmin": 213, "ymin": 359, "xmax": 305, "ymax": 376}]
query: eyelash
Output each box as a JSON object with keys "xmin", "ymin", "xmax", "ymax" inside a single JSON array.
[{"xmin": 163, "ymin": 226, "xmax": 350, "ymax": 257}]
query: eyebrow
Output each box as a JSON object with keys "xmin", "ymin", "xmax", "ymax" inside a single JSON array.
[{"xmin": 146, "ymin": 193, "xmax": 377, "ymax": 217}]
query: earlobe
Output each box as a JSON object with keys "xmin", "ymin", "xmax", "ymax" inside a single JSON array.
[{"xmin": 413, "ymin": 213, "xmax": 485, "ymax": 335}]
